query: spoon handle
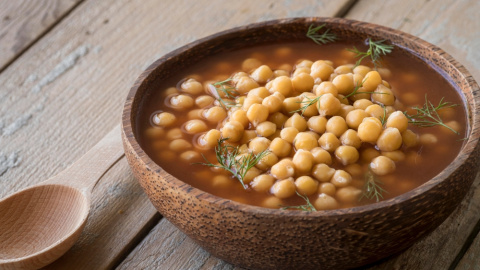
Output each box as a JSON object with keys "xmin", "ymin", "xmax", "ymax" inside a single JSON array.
[{"xmin": 45, "ymin": 125, "xmax": 124, "ymax": 193}]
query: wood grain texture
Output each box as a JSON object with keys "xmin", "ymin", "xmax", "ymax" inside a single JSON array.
[
  {"xmin": 0, "ymin": 0, "xmax": 82, "ymax": 71},
  {"xmin": 344, "ymin": 0, "xmax": 480, "ymax": 269}
]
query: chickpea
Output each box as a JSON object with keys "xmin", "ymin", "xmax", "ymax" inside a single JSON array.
[
  {"xmin": 381, "ymin": 150, "xmax": 406, "ymax": 162},
  {"xmin": 195, "ymin": 95, "xmax": 214, "ymax": 108},
  {"xmin": 256, "ymin": 121, "xmax": 277, "ymax": 137},
  {"xmin": 314, "ymin": 193, "xmax": 339, "ymax": 210},
  {"xmin": 353, "ymin": 65, "xmax": 371, "ymax": 77},
  {"xmin": 336, "ymin": 186, "xmax": 362, "ymax": 204},
  {"xmin": 353, "ymin": 99, "xmax": 374, "ymax": 110},
  {"xmin": 361, "ymin": 147, "xmax": 380, "ymax": 163},
  {"xmin": 318, "ymin": 133, "xmax": 341, "ymax": 152},
  {"xmin": 251, "ymin": 174, "xmax": 275, "ymax": 192},
  {"xmin": 187, "ymin": 109, "xmax": 204, "ymax": 120},
  {"xmin": 262, "ymin": 196, "xmax": 284, "ymax": 209},
  {"xmin": 212, "ymin": 175, "xmax": 232, "ymax": 188},
  {"xmin": 372, "ymin": 84, "xmax": 395, "ymax": 106},
  {"xmin": 294, "ymin": 132, "xmax": 318, "ymax": 151},
  {"xmin": 299, "ymin": 95, "xmax": 320, "ymax": 117},
  {"xmin": 272, "ymin": 91, "xmax": 286, "ymax": 101},
  {"xmin": 385, "ymin": 111, "xmax": 408, "ymax": 133},
  {"xmin": 271, "ymin": 178, "xmax": 296, "ymax": 199},
  {"xmin": 318, "ymin": 182, "xmax": 336, "ymax": 196},
  {"xmin": 337, "ymin": 94, "xmax": 350, "ymax": 105},
  {"xmin": 262, "ymin": 95, "xmax": 283, "ymax": 113},
  {"xmin": 239, "ymin": 130, "xmax": 257, "ymax": 145},
  {"xmin": 311, "ymin": 147, "xmax": 332, "ymax": 165},
  {"xmin": 334, "ymin": 145, "xmax": 359, "ymax": 165},
  {"xmin": 377, "ymin": 127, "xmax": 402, "ymax": 151},
  {"xmin": 370, "ymin": 156, "xmax": 396, "ymax": 175},
  {"xmin": 365, "ymin": 104, "xmax": 385, "ymax": 120},
  {"xmin": 280, "ymin": 127, "xmax": 299, "ymax": 143},
  {"xmin": 183, "ymin": 119, "xmax": 208, "ymax": 134},
  {"xmin": 203, "ymin": 106, "xmax": 227, "ymax": 123},
  {"xmin": 144, "ymin": 127, "xmax": 165, "ymax": 139},
  {"xmin": 166, "ymin": 128, "xmax": 183, "ymax": 140},
  {"xmin": 334, "ymin": 65, "xmax": 353, "ymax": 74},
  {"xmin": 236, "ymin": 76, "xmax": 259, "ymax": 94},
  {"xmin": 292, "ymin": 149, "xmax": 314, "ymax": 173},
  {"xmin": 332, "ymin": 74, "xmax": 355, "ymax": 95},
  {"xmin": 314, "ymin": 81, "xmax": 338, "ymax": 96},
  {"xmin": 169, "ymin": 139, "xmax": 192, "ymax": 152},
  {"xmin": 267, "ymin": 129, "xmax": 282, "ymax": 141},
  {"xmin": 180, "ymin": 150, "xmax": 201, "ymax": 162},
  {"xmin": 339, "ymin": 129, "xmax": 362, "ymax": 149},
  {"xmin": 222, "ymin": 121, "xmax": 244, "ymax": 142},
  {"xmin": 402, "ymin": 129, "xmax": 418, "ymax": 148},
  {"xmin": 295, "ymin": 176, "xmax": 318, "ymax": 196},
  {"xmin": 163, "ymin": 87, "xmax": 179, "ymax": 97},
  {"xmin": 307, "ymin": 116, "xmax": 327, "ymax": 134},
  {"xmin": 242, "ymin": 58, "xmax": 262, "ymax": 72},
  {"xmin": 285, "ymin": 113, "xmax": 308, "ymax": 132},
  {"xmin": 181, "ymin": 79, "xmax": 203, "ymax": 95},
  {"xmin": 296, "ymin": 59, "xmax": 313, "ymax": 68},
  {"xmin": 292, "ymin": 73, "xmax": 314, "ymax": 92},
  {"xmin": 169, "ymin": 94, "xmax": 194, "ymax": 110},
  {"xmin": 363, "ymin": 71, "xmax": 382, "ymax": 91},
  {"xmin": 338, "ymin": 104, "xmax": 355, "ymax": 119},
  {"xmin": 273, "ymin": 69, "xmax": 289, "ymax": 77},
  {"xmin": 247, "ymin": 104, "xmax": 269, "ymax": 127},
  {"xmin": 242, "ymin": 95, "xmax": 263, "ymax": 111},
  {"xmin": 256, "ymin": 152, "xmax": 278, "ymax": 170},
  {"xmin": 311, "ymin": 163, "xmax": 335, "ymax": 182},
  {"xmin": 269, "ymin": 76, "xmax": 293, "ymax": 97},
  {"xmin": 244, "ymin": 167, "xmax": 262, "ymax": 184},
  {"xmin": 357, "ymin": 117, "xmax": 383, "ymax": 143},
  {"xmin": 346, "ymin": 109, "xmax": 368, "ymax": 130},
  {"xmin": 420, "ymin": 133, "xmax": 438, "ymax": 144},
  {"xmin": 268, "ymin": 112, "xmax": 289, "ymax": 129},
  {"xmin": 326, "ymin": 116, "xmax": 348, "ymax": 137},
  {"xmin": 331, "ymin": 170, "xmax": 352, "ymax": 188},
  {"xmin": 153, "ymin": 112, "xmax": 176, "ymax": 127},
  {"xmin": 271, "ymin": 159, "xmax": 295, "ymax": 180},
  {"xmin": 318, "ymin": 93, "xmax": 341, "ymax": 116},
  {"xmin": 269, "ymin": 138, "xmax": 292, "ymax": 157},
  {"xmin": 293, "ymin": 67, "xmax": 311, "ymax": 77},
  {"xmin": 283, "ymin": 97, "xmax": 301, "ymax": 114},
  {"xmin": 248, "ymin": 87, "xmax": 270, "ymax": 99},
  {"xmin": 249, "ymin": 137, "xmax": 271, "ymax": 154},
  {"xmin": 199, "ymin": 129, "xmax": 221, "ymax": 148},
  {"xmin": 344, "ymin": 163, "xmax": 363, "ymax": 177},
  {"xmin": 311, "ymin": 62, "xmax": 334, "ymax": 81},
  {"xmin": 444, "ymin": 121, "xmax": 461, "ymax": 134}
]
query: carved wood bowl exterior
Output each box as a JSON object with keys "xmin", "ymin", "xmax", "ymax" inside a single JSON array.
[{"xmin": 122, "ymin": 18, "xmax": 480, "ymax": 269}]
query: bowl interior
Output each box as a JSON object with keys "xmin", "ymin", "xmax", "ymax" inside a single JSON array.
[{"xmin": 123, "ymin": 17, "xmax": 480, "ymax": 216}]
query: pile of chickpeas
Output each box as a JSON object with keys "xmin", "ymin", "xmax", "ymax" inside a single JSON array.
[{"xmin": 147, "ymin": 55, "xmax": 432, "ymax": 211}]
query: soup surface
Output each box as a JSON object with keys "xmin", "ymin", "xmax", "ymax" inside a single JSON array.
[{"xmin": 137, "ymin": 39, "xmax": 466, "ymax": 210}]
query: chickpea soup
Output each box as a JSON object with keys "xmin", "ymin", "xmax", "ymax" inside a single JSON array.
[{"xmin": 137, "ymin": 36, "xmax": 466, "ymax": 211}]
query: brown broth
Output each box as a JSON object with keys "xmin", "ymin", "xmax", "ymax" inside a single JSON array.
[{"xmin": 136, "ymin": 41, "xmax": 466, "ymax": 209}]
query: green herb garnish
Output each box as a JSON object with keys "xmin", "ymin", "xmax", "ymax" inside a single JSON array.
[
  {"xmin": 306, "ymin": 24, "xmax": 337, "ymax": 45},
  {"xmin": 343, "ymin": 78, "xmax": 390, "ymax": 99},
  {"xmin": 195, "ymin": 138, "xmax": 269, "ymax": 189},
  {"xmin": 281, "ymin": 191, "xmax": 317, "ymax": 212},
  {"xmin": 360, "ymin": 170, "xmax": 387, "ymax": 203},
  {"xmin": 404, "ymin": 95, "xmax": 459, "ymax": 134},
  {"xmin": 348, "ymin": 38, "xmax": 394, "ymax": 68},
  {"xmin": 210, "ymin": 78, "xmax": 239, "ymax": 109},
  {"xmin": 380, "ymin": 104, "xmax": 387, "ymax": 126},
  {"xmin": 290, "ymin": 95, "xmax": 322, "ymax": 115}
]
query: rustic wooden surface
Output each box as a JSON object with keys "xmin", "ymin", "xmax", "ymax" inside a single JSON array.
[{"xmin": 0, "ymin": 0, "xmax": 479, "ymax": 269}]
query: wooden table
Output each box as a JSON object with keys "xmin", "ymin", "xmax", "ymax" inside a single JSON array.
[{"xmin": 1, "ymin": 0, "xmax": 480, "ymax": 269}]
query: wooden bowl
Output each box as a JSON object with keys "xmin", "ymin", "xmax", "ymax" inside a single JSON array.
[{"xmin": 122, "ymin": 17, "xmax": 480, "ymax": 269}]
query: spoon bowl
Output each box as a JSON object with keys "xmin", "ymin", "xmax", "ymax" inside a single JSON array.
[
  {"xmin": 0, "ymin": 126, "xmax": 124, "ymax": 270},
  {"xmin": 0, "ymin": 185, "xmax": 89, "ymax": 268}
]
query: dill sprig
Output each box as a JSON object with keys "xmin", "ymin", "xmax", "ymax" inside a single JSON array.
[
  {"xmin": 209, "ymin": 78, "xmax": 240, "ymax": 109},
  {"xmin": 347, "ymin": 38, "xmax": 394, "ymax": 68},
  {"xmin": 380, "ymin": 104, "xmax": 387, "ymax": 126},
  {"xmin": 306, "ymin": 24, "xmax": 338, "ymax": 45},
  {"xmin": 195, "ymin": 138, "xmax": 269, "ymax": 189},
  {"xmin": 281, "ymin": 191, "xmax": 317, "ymax": 212},
  {"xmin": 290, "ymin": 95, "xmax": 322, "ymax": 115},
  {"xmin": 404, "ymin": 95, "xmax": 459, "ymax": 135},
  {"xmin": 360, "ymin": 170, "xmax": 388, "ymax": 202}
]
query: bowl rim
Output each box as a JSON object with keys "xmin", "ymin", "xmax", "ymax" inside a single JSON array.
[{"xmin": 122, "ymin": 17, "xmax": 480, "ymax": 217}]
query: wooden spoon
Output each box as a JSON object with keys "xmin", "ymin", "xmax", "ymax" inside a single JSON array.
[{"xmin": 0, "ymin": 125, "xmax": 124, "ymax": 270}]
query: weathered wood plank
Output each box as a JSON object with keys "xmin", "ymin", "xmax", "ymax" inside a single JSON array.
[
  {"xmin": 457, "ymin": 223, "xmax": 480, "ymax": 269},
  {"xmin": 0, "ymin": 0, "xmax": 82, "ymax": 71},
  {"xmin": 344, "ymin": 0, "xmax": 480, "ymax": 269},
  {"xmin": 0, "ymin": 0, "xmax": 353, "ymax": 268}
]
